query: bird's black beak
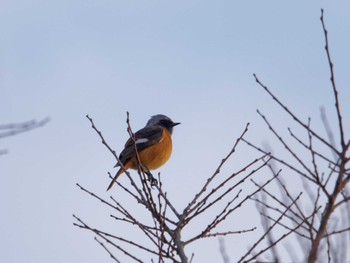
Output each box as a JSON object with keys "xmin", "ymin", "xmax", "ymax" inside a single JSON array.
[{"xmin": 171, "ymin": 122, "xmax": 181, "ymax": 127}]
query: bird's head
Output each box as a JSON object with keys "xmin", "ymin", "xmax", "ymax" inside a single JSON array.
[{"xmin": 146, "ymin": 114, "xmax": 180, "ymax": 134}]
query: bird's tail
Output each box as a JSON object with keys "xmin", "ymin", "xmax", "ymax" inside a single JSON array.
[{"xmin": 106, "ymin": 166, "xmax": 126, "ymax": 191}]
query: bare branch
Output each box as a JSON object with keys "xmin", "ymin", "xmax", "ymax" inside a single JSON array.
[
  {"xmin": 238, "ymin": 193, "xmax": 302, "ymax": 263},
  {"xmin": 320, "ymin": 9, "xmax": 345, "ymax": 149},
  {"xmin": 252, "ymin": 74, "xmax": 339, "ymax": 156},
  {"xmin": 183, "ymin": 123, "xmax": 250, "ymax": 215},
  {"xmin": 94, "ymin": 237, "xmax": 121, "ymax": 263},
  {"xmin": 0, "ymin": 117, "xmax": 49, "ymax": 139}
]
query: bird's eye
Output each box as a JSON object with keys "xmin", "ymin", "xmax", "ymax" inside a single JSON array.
[{"xmin": 160, "ymin": 119, "xmax": 170, "ymax": 126}]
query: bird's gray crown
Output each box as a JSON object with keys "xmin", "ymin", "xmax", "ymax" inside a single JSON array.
[{"xmin": 146, "ymin": 114, "xmax": 173, "ymax": 127}]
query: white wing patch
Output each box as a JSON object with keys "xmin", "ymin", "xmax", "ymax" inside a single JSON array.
[{"xmin": 135, "ymin": 138, "xmax": 149, "ymax": 144}]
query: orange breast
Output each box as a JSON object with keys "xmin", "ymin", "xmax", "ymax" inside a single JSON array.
[{"xmin": 128, "ymin": 128, "xmax": 173, "ymax": 170}]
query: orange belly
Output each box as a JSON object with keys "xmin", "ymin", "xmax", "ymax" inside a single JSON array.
[{"xmin": 127, "ymin": 129, "xmax": 173, "ymax": 170}]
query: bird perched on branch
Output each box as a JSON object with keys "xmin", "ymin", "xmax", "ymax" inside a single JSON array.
[{"xmin": 107, "ymin": 114, "xmax": 180, "ymax": 191}]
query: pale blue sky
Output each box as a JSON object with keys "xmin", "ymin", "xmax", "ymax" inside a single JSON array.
[{"xmin": 1, "ymin": 1, "xmax": 350, "ymax": 262}]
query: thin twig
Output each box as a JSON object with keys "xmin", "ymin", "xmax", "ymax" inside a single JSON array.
[{"xmin": 320, "ymin": 9, "xmax": 345, "ymax": 149}]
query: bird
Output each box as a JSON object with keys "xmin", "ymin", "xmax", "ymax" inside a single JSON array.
[{"xmin": 106, "ymin": 114, "xmax": 180, "ymax": 191}]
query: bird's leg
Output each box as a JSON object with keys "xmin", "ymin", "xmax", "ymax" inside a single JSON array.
[
  {"xmin": 145, "ymin": 170, "xmax": 158, "ymax": 187},
  {"xmin": 138, "ymin": 163, "xmax": 158, "ymax": 187}
]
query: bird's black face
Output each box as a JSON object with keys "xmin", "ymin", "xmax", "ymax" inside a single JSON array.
[
  {"xmin": 146, "ymin": 114, "xmax": 180, "ymax": 134},
  {"xmin": 158, "ymin": 119, "xmax": 180, "ymax": 134}
]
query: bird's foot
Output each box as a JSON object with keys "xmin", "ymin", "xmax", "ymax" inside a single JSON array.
[{"xmin": 146, "ymin": 171, "xmax": 158, "ymax": 187}]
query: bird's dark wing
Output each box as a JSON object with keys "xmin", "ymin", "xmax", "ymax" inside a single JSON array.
[{"xmin": 116, "ymin": 126, "xmax": 164, "ymax": 165}]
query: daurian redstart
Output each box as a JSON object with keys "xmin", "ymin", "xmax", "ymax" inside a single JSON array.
[{"xmin": 107, "ymin": 114, "xmax": 180, "ymax": 191}]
